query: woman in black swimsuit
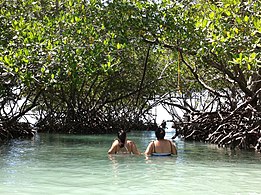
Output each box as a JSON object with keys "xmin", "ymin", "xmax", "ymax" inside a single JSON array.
[
  {"xmin": 145, "ymin": 128, "xmax": 177, "ymax": 156},
  {"xmin": 108, "ymin": 130, "xmax": 140, "ymax": 155}
]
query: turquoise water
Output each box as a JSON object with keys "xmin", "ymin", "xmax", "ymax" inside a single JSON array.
[{"xmin": 0, "ymin": 130, "xmax": 260, "ymax": 195}]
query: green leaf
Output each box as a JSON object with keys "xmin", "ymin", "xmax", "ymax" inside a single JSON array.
[
  {"xmin": 233, "ymin": 27, "xmax": 239, "ymax": 34},
  {"xmin": 250, "ymin": 53, "xmax": 256, "ymax": 59},
  {"xmin": 249, "ymin": 52, "xmax": 256, "ymax": 62},
  {"xmin": 22, "ymin": 58, "xmax": 29, "ymax": 63},
  {"xmin": 244, "ymin": 15, "xmax": 249, "ymax": 22},
  {"xmin": 227, "ymin": 31, "xmax": 231, "ymax": 38},
  {"xmin": 24, "ymin": 49, "xmax": 29, "ymax": 56},
  {"xmin": 236, "ymin": 16, "xmax": 242, "ymax": 24},
  {"xmin": 101, "ymin": 24, "xmax": 105, "ymax": 30},
  {"xmin": 69, "ymin": 0, "xmax": 73, "ymax": 7},
  {"xmin": 225, "ymin": 11, "xmax": 231, "ymax": 16},
  {"xmin": 29, "ymin": 32, "xmax": 34, "ymax": 40},
  {"xmin": 209, "ymin": 12, "xmax": 215, "ymax": 19},
  {"xmin": 75, "ymin": 16, "xmax": 80, "ymax": 22},
  {"xmin": 104, "ymin": 39, "xmax": 108, "ymax": 45},
  {"xmin": 202, "ymin": 19, "xmax": 208, "ymax": 28},
  {"xmin": 38, "ymin": 35, "xmax": 42, "ymax": 42},
  {"xmin": 47, "ymin": 40, "xmax": 52, "ymax": 50},
  {"xmin": 117, "ymin": 43, "xmax": 121, "ymax": 49},
  {"xmin": 4, "ymin": 56, "xmax": 10, "ymax": 64},
  {"xmin": 41, "ymin": 67, "xmax": 45, "ymax": 73},
  {"xmin": 239, "ymin": 53, "xmax": 243, "ymax": 66}
]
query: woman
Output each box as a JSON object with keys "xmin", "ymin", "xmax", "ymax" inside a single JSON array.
[
  {"xmin": 108, "ymin": 130, "xmax": 140, "ymax": 155},
  {"xmin": 145, "ymin": 128, "xmax": 177, "ymax": 156}
]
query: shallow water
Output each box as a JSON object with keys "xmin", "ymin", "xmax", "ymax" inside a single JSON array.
[{"xmin": 0, "ymin": 130, "xmax": 260, "ymax": 195}]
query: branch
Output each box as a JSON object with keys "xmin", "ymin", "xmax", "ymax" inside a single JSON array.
[
  {"xmin": 222, "ymin": 88, "xmax": 261, "ymax": 122},
  {"xmin": 135, "ymin": 44, "xmax": 151, "ymax": 106},
  {"xmin": 8, "ymin": 89, "xmax": 43, "ymax": 124},
  {"xmin": 178, "ymin": 48, "xmax": 227, "ymax": 98},
  {"xmin": 162, "ymin": 101, "xmax": 191, "ymax": 113},
  {"xmin": 204, "ymin": 54, "xmax": 253, "ymax": 97}
]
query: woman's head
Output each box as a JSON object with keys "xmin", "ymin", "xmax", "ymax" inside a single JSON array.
[
  {"xmin": 117, "ymin": 130, "xmax": 126, "ymax": 148},
  {"xmin": 155, "ymin": 128, "xmax": 165, "ymax": 140}
]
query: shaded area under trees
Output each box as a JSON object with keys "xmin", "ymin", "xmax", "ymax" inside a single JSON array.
[{"xmin": 0, "ymin": 0, "xmax": 260, "ymax": 152}]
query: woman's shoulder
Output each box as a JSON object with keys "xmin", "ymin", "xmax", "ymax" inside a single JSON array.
[
  {"xmin": 126, "ymin": 140, "xmax": 134, "ymax": 144},
  {"xmin": 126, "ymin": 140, "xmax": 139, "ymax": 146},
  {"xmin": 112, "ymin": 139, "xmax": 120, "ymax": 146},
  {"xmin": 147, "ymin": 140, "xmax": 155, "ymax": 147}
]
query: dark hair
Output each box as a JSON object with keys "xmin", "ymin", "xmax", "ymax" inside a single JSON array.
[
  {"xmin": 117, "ymin": 130, "xmax": 126, "ymax": 148},
  {"xmin": 155, "ymin": 128, "xmax": 165, "ymax": 140}
]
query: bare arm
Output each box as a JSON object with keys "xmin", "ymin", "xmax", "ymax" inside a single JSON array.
[
  {"xmin": 171, "ymin": 142, "xmax": 177, "ymax": 155},
  {"xmin": 108, "ymin": 140, "xmax": 118, "ymax": 154},
  {"xmin": 144, "ymin": 142, "xmax": 154, "ymax": 156},
  {"xmin": 130, "ymin": 141, "xmax": 141, "ymax": 155}
]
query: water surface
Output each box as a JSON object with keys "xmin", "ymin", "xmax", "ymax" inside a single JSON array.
[{"xmin": 0, "ymin": 130, "xmax": 260, "ymax": 195}]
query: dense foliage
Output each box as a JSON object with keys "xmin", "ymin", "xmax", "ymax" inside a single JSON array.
[{"xmin": 0, "ymin": 0, "xmax": 260, "ymax": 150}]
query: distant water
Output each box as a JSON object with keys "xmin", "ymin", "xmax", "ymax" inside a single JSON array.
[{"xmin": 0, "ymin": 130, "xmax": 260, "ymax": 195}]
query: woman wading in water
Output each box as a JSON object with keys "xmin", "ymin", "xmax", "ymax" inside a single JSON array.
[
  {"xmin": 108, "ymin": 130, "xmax": 140, "ymax": 155},
  {"xmin": 145, "ymin": 128, "xmax": 177, "ymax": 156}
]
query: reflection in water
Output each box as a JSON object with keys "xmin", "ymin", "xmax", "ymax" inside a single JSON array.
[
  {"xmin": 0, "ymin": 132, "xmax": 261, "ymax": 195},
  {"xmin": 108, "ymin": 154, "xmax": 121, "ymax": 178}
]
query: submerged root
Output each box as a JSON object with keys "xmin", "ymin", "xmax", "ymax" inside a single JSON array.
[
  {"xmin": 174, "ymin": 108, "xmax": 261, "ymax": 152},
  {"xmin": 0, "ymin": 121, "xmax": 36, "ymax": 142}
]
